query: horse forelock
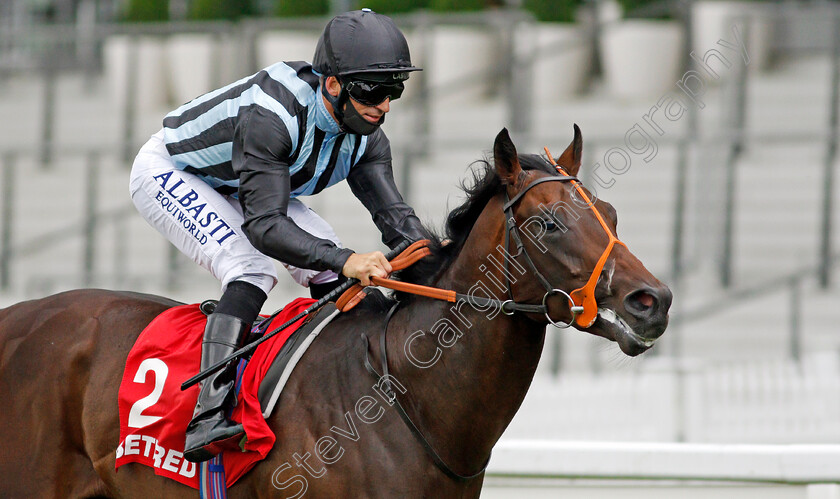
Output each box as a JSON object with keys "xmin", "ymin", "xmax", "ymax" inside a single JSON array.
[{"xmin": 394, "ymin": 154, "xmax": 558, "ymax": 294}]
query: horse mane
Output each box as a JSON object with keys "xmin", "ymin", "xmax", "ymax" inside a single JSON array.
[{"xmin": 394, "ymin": 153, "xmax": 557, "ymax": 296}]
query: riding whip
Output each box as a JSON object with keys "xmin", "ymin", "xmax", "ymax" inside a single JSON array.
[{"xmin": 180, "ymin": 239, "xmax": 412, "ymax": 391}]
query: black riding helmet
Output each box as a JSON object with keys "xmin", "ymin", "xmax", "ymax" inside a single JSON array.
[{"xmin": 313, "ymin": 9, "xmax": 421, "ymax": 135}]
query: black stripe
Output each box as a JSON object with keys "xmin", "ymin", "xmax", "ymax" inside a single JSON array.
[
  {"xmin": 287, "ymin": 61, "xmax": 319, "ymax": 92},
  {"xmin": 290, "ymin": 128, "xmax": 326, "ymax": 190},
  {"xmin": 312, "ymin": 134, "xmax": 347, "ymax": 195},
  {"xmin": 164, "ymin": 77, "xmax": 256, "ymax": 129},
  {"xmin": 214, "ymin": 185, "xmax": 239, "ymax": 196},
  {"xmin": 350, "ymin": 134, "xmax": 363, "ymax": 165},
  {"xmin": 254, "ymin": 69, "xmax": 308, "ymax": 120},
  {"xmin": 164, "ymin": 66, "xmax": 307, "ymax": 130},
  {"xmin": 183, "ymin": 161, "xmax": 237, "ymax": 182},
  {"xmin": 288, "ymin": 110, "xmax": 308, "ymax": 165},
  {"xmin": 165, "ymin": 117, "xmax": 236, "ymax": 156}
]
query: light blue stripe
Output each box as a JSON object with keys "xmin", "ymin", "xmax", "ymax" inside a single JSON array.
[
  {"xmin": 293, "ymin": 134, "xmax": 337, "ymax": 197},
  {"xmin": 320, "ymin": 136, "xmax": 353, "ymax": 191},
  {"xmin": 286, "ymin": 105, "xmax": 320, "ymax": 185},
  {"xmin": 292, "ymin": 133, "xmax": 363, "ymax": 197},
  {"xmin": 199, "ymin": 461, "xmax": 208, "ymax": 499},
  {"xmin": 165, "ymin": 94, "xmax": 239, "ymax": 146},
  {"xmin": 168, "ymin": 72, "xmax": 254, "ymax": 119},
  {"xmin": 355, "ymin": 136, "xmax": 368, "ymax": 165},
  {"xmin": 252, "ymin": 87, "xmax": 301, "ymax": 152},
  {"xmin": 165, "ymin": 84, "xmax": 301, "ymax": 155},
  {"xmin": 201, "ymin": 176, "xmax": 239, "ymax": 192},
  {"xmin": 265, "ymin": 62, "xmax": 317, "ymax": 106},
  {"xmin": 167, "ymin": 60, "xmax": 313, "ymax": 119},
  {"xmin": 170, "ymin": 142, "xmax": 233, "ymax": 170},
  {"xmin": 330, "ymin": 137, "xmax": 356, "ymax": 185}
]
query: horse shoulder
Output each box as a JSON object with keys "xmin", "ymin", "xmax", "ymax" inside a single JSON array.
[
  {"xmin": 241, "ymin": 306, "xmax": 459, "ymax": 497},
  {"xmin": 236, "ymin": 310, "xmax": 378, "ymax": 495}
]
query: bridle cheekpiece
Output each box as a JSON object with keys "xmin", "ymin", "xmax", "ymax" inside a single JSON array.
[{"xmin": 497, "ymin": 148, "xmax": 628, "ymax": 328}]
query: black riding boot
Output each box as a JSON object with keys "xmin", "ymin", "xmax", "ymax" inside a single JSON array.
[{"xmin": 183, "ymin": 313, "xmax": 249, "ymax": 463}]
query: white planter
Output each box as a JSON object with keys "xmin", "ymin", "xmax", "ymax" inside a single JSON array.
[
  {"xmin": 692, "ymin": 1, "xmax": 775, "ymax": 73},
  {"xmin": 600, "ymin": 20, "xmax": 685, "ymax": 101},
  {"xmin": 426, "ymin": 25, "xmax": 497, "ymax": 103},
  {"xmin": 103, "ymin": 35, "xmax": 168, "ymax": 111},
  {"xmin": 166, "ymin": 33, "xmax": 216, "ymax": 106},
  {"xmin": 515, "ymin": 23, "xmax": 592, "ymax": 102},
  {"xmin": 256, "ymin": 30, "xmax": 321, "ymax": 69}
]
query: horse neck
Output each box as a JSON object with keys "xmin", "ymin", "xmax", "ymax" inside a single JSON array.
[{"xmin": 387, "ymin": 196, "xmax": 547, "ymax": 473}]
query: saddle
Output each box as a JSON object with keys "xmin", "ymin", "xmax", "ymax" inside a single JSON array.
[
  {"xmin": 250, "ymin": 302, "xmax": 340, "ymax": 417},
  {"xmin": 115, "ymin": 298, "xmax": 338, "ymax": 489},
  {"xmin": 114, "ymin": 241, "xmax": 432, "ymax": 495}
]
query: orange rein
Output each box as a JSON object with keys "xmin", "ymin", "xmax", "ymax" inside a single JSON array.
[
  {"xmin": 337, "ymin": 149, "xmax": 627, "ymax": 328},
  {"xmin": 336, "ymin": 240, "xmax": 455, "ymax": 312},
  {"xmin": 543, "ymin": 147, "xmax": 627, "ymax": 327}
]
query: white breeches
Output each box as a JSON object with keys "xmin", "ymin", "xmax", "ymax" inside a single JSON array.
[{"xmin": 128, "ymin": 130, "xmax": 341, "ymax": 295}]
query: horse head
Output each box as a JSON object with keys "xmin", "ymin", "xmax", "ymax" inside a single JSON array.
[{"xmin": 490, "ymin": 126, "xmax": 671, "ymax": 356}]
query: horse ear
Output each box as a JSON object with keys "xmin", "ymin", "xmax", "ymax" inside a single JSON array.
[
  {"xmin": 493, "ymin": 128, "xmax": 522, "ymax": 184},
  {"xmin": 556, "ymin": 123, "xmax": 583, "ymax": 176}
]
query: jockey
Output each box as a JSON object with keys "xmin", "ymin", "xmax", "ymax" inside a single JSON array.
[{"xmin": 128, "ymin": 9, "xmax": 430, "ymax": 463}]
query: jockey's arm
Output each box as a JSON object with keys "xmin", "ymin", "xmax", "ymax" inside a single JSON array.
[
  {"xmin": 233, "ymin": 107, "xmax": 354, "ymax": 275},
  {"xmin": 346, "ymin": 129, "xmax": 431, "ymax": 249}
]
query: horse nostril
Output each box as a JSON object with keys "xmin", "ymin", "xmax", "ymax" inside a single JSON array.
[
  {"xmin": 624, "ymin": 289, "xmax": 659, "ymax": 318},
  {"xmin": 637, "ymin": 293, "xmax": 655, "ymax": 309}
]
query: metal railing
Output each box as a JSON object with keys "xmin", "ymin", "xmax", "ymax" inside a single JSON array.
[
  {"xmin": 669, "ymin": 252, "xmax": 840, "ymax": 363},
  {"xmin": 0, "ymin": 151, "xmax": 156, "ymax": 292}
]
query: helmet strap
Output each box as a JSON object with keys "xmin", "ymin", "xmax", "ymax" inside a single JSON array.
[{"xmin": 321, "ymin": 81, "xmax": 346, "ymax": 124}]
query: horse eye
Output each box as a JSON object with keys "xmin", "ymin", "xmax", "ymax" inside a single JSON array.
[{"xmin": 544, "ymin": 219, "xmax": 557, "ymax": 231}]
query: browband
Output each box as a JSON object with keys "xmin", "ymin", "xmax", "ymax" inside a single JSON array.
[{"xmin": 502, "ymin": 175, "xmax": 578, "ymax": 211}]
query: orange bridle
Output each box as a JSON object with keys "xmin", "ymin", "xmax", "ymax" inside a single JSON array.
[{"xmin": 544, "ymin": 147, "xmax": 627, "ymax": 327}]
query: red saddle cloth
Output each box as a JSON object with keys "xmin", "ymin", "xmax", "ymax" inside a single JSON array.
[{"xmin": 115, "ymin": 297, "xmax": 316, "ymax": 488}]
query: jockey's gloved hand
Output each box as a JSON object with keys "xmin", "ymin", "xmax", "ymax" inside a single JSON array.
[{"xmin": 341, "ymin": 251, "xmax": 392, "ymax": 286}]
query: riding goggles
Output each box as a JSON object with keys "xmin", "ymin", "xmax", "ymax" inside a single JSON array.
[{"xmin": 343, "ymin": 79, "xmax": 404, "ymax": 106}]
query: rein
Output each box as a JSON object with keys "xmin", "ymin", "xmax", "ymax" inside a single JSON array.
[
  {"xmin": 341, "ymin": 155, "xmax": 625, "ymax": 329},
  {"xmin": 339, "ymin": 169, "xmax": 613, "ymax": 327},
  {"xmin": 360, "ymin": 304, "xmax": 491, "ymax": 482}
]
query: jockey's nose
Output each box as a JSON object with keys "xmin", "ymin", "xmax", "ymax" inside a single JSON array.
[{"xmin": 623, "ymin": 284, "xmax": 672, "ymax": 328}]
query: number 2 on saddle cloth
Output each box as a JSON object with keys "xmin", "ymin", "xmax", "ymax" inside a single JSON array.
[{"xmin": 115, "ymin": 297, "xmax": 317, "ymax": 489}]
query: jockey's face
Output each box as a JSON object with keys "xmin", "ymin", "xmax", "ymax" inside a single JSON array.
[{"xmin": 324, "ymin": 76, "xmax": 391, "ymax": 125}]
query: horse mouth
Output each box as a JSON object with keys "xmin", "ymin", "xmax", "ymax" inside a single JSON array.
[{"xmin": 595, "ymin": 308, "xmax": 655, "ymax": 356}]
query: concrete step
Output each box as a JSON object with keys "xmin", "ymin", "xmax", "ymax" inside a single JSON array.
[
  {"xmin": 731, "ymin": 147, "xmax": 826, "ymax": 279},
  {"xmin": 511, "ymin": 352, "xmax": 840, "ymax": 443},
  {"xmin": 746, "ymin": 55, "xmax": 833, "ymax": 134},
  {"xmin": 505, "ymin": 354, "xmax": 840, "ymax": 443},
  {"xmin": 0, "ymin": 75, "xmax": 44, "ymax": 151}
]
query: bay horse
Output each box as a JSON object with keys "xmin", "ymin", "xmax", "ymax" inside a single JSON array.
[{"xmin": 0, "ymin": 126, "xmax": 670, "ymax": 498}]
